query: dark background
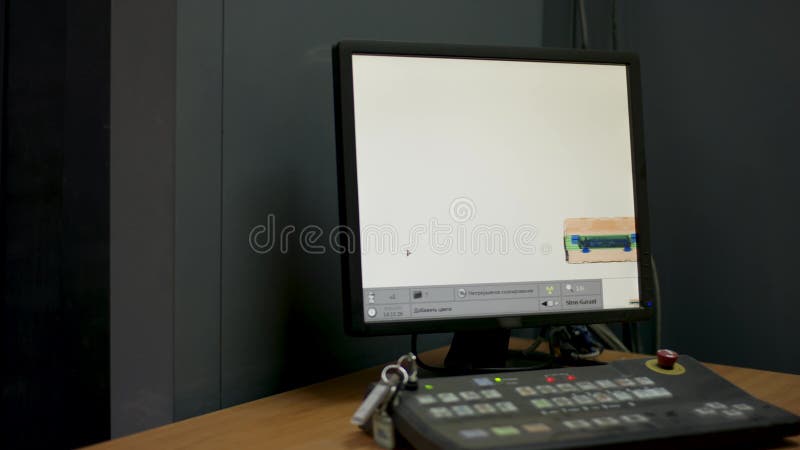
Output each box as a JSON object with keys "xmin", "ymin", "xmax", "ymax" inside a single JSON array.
[
  {"xmin": 2, "ymin": 0, "xmax": 798, "ymax": 448},
  {"xmin": 1, "ymin": 0, "xmax": 110, "ymax": 448},
  {"xmin": 545, "ymin": 0, "xmax": 800, "ymax": 374}
]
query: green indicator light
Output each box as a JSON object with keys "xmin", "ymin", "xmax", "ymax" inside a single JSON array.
[
  {"xmin": 494, "ymin": 377, "xmax": 502, "ymax": 383},
  {"xmin": 424, "ymin": 384, "xmax": 434, "ymax": 390}
]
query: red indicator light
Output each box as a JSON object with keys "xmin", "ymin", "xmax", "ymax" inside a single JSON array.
[
  {"xmin": 546, "ymin": 377, "xmax": 555, "ymax": 383},
  {"xmin": 567, "ymin": 375, "xmax": 576, "ymax": 381}
]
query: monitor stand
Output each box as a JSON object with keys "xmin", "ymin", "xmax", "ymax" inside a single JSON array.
[
  {"xmin": 433, "ymin": 328, "xmax": 604, "ymax": 375},
  {"xmin": 442, "ymin": 329, "xmax": 552, "ymax": 372}
]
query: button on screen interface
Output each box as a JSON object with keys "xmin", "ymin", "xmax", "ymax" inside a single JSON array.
[{"xmin": 351, "ymin": 54, "xmax": 640, "ymax": 323}]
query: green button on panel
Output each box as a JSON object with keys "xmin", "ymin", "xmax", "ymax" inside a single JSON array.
[{"xmin": 491, "ymin": 426, "xmax": 521, "ymax": 437}]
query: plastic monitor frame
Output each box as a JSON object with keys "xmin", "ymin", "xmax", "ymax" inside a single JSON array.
[{"xmin": 333, "ymin": 40, "xmax": 654, "ymax": 337}]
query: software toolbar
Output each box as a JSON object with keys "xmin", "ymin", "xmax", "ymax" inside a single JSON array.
[{"xmin": 363, "ymin": 279, "xmax": 604, "ymax": 322}]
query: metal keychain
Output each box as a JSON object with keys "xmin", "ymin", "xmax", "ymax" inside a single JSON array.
[
  {"xmin": 351, "ymin": 364, "xmax": 409, "ymax": 426},
  {"xmin": 372, "ymin": 387, "xmax": 398, "ymax": 449},
  {"xmin": 397, "ymin": 353, "xmax": 419, "ymax": 390},
  {"xmin": 372, "ymin": 357, "xmax": 417, "ymax": 448}
]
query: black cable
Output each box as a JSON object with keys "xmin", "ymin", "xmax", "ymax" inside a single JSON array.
[
  {"xmin": 411, "ymin": 333, "xmax": 554, "ymax": 375},
  {"xmin": 570, "ymin": 0, "xmax": 577, "ymax": 49},
  {"xmin": 611, "ymin": 0, "xmax": 618, "ymax": 51},
  {"xmin": 622, "ymin": 322, "xmax": 632, "ymax": 350},
  {"xmin": 652, "ymin": 254, "xmax": 662, "ymax": 350},
  {"xmin": 578, "ymin": 0, "xmax": 590, "ymax": 49},
  {"xmin": 631, "ymin": 322, "xmax": 642, "ymax": 354}
]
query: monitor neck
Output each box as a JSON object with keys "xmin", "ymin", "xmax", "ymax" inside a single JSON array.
[{"xmin": 444, "ymin": 329, "xmax": 512, "ymax": 370}]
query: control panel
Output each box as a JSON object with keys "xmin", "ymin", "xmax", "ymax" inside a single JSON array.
[{"xmin": 392, "ymin": 356, "xmax": 799, "ymax": 449}]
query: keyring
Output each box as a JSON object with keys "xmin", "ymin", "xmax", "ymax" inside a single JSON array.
[
  {"xmin": 397, "ymin": 353, "xmax": 419, "ymax": 379},
  {"xmin": 381, "ymin": 364, "xmax": 409, "ymax": 385},
  {"xmin": 397, "ymin": 353, "xmax": 417, "ymax": 366}
]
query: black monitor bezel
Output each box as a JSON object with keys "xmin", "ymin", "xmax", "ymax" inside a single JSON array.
[{"xmin": 333, "ymin": 40, "xmax": 654, "ymax": 336}]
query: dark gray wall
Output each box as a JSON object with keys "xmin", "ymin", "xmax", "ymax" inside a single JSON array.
[
  {"xmin": 112, "ymin": 0, "xmax": 544, "ymax": 436},
  {"xmin": 174, "ymin": 0, "xmax": 223, "ymax": 421},
  {"xmin": 218, "ymin": 0, "xmax": 544, "ymax": 409},
  {"xmin": 545, "ymin": 0, "xmax": 800, "ymax": 373},
  {"xmin": 110, "ymin": 0, "xmax": 176, "ymax": 438},
  {"xmin": 625, "ymin": 1, "xmax": 800, "ymax": 374}
]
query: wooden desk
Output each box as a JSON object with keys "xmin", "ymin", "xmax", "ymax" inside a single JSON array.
[{"xmin": 90, "ymin": 339, "xmax": 800, "ymax": 449}]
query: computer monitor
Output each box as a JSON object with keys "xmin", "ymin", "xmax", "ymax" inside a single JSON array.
[{"xmin": 333, "ymin": 41, "xmax": 653, "ymax": 343}]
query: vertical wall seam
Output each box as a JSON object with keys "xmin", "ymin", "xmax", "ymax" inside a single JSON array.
[
  {"xmin": 218, "ymin": 0, "xmax": 225, "ymax": 410},
  {"xmin": 172, "ymin": 0, "xmax": 179, "ymax": 423}
]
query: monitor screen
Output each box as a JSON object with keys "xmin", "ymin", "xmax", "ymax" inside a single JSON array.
[{"xmin": 335, "ymin": 42, "xmax": 652, "ymax": 333}]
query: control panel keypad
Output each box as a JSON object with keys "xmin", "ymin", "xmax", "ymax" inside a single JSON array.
[
  {"xmin": 424, "ymin": 381, "xmax": 683, "ymax": 424},
  {"xmin": 398, "ymin": 357, "xmax": 787, "ymax": 450}
]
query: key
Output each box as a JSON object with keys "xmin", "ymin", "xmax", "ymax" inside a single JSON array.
[
  {"xmin": 372, "ymin": 364, "xmax": 404, "ymax": 449},
  {"xmin": 351, "ymin": 364, "xmax": 409, "ymax": 426},
  {"xmin": 397, "ymin": 353, "xmax": 419, "ymax": 390},
  {"xmin": 372, "ymin": 400, "xmax": 397, "ymax": 449}
]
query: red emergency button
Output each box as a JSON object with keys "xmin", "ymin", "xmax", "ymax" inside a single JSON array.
[{"xmin": 656, "ymin": 349, "xmax": 679, "ymax": 370}]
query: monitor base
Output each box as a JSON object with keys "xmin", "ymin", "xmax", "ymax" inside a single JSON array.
[
  {"xmin": 436, "ymin": 329, "xmax": 604, "ymax": 374},
  {"xmin": 444, "ymin": 329, "xmax": 512, "ymax": 370}
]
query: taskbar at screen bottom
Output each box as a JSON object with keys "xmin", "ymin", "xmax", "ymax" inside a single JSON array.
[{"xmin": 363, "ymin": 279, "xmax": 638, "ymax": 323}]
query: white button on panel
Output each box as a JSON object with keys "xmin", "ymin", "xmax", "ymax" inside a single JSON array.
[
  {"xmin": 576, "ymin": 381, "xmax": 599, "ymax": 391},
  {"xmin": 632, "ymin": 389, "xmax": 652, "ymax": 400},
  {"xmin": 480, "ymin": 389, "xmax": 502, "ymax": 399},
  {"xmin": 694, "ymin": 407, "xmax": 717, "ymax": 416},
  {"xmin": 620, "ymin": 414, "xmax": 649, "ymax": 423},
  {"xmin": 531, "ymin": 398, "xmax": 555, "ymax": 409},
  {"xmin": 595, "ymin": 380, "xmax": 616, "ymax": 389},
  {"xmin": 459, "ymin": 391, "xmax": 481, "ymax": 401},
  {"xmin": 473, "ymin": 403, "xmax": 497, "ymax": 414},
  {"xmin": 706, "ymin": 402, "xmax": 727, "ymax": 409},
  {"xmin": 633, "ymin": 388, "xmax": 669, "ymax": 400},
  {"xmin": 556, "ymin": 383, "xmax": 578, "ymax": 392},
  {"xmin": 592, "ymin": 417, "xmax": 621, "ymax": 427},
  {"xmin": 722, "ymin": 409, "xmax": 746, "ymax": 418},
  {"xmin": 459, "ymin": 428, "xmax": 489, "ymax": 439},
  {"xmin": 592, "ymin": 392, "xmax": 616, "ymax": 403},
  {"xmin": 522, "ymin": 423, "xmax": 552, "ymax": 434},
  {"xmin": 611, "ymin": 391, "xmax": 634, "ymax": 401},
  {"xmin": 634, "ymin": 377, "xmax": 655, "ymax": 386},
  {"xmin": 552, "ymin": 397, "xmax": 574, "ymax": 407},
  {"xmin": 452, "ymin": 405, "xmax": 476, "ymax": 417},
  {"xmin": 536, "ymin": 385, "xmax": 558, "ymax": 394},
  {"xmin": 650, "ymin": 387, "xmax": 672, "ymax": 399},
  {"xmin": 495, "ymin": 401, "xmax": 518, "ymax": 413},
  {"xmin": 429, "ymin": 407, "xmax": 454, "ymax": 418},
  {"xmin": 416, "ymin": 395, "xmax": 437, "ymax": 405},
  {"xmin": 615, "ymin": 378, "xmax": 637, "ymax": 387},
  {"xmin": 563, "ymin": 419, "xmax": 592, "ymax": 430},
  {"xmin": 473, "ymin": 377, "xmax": 493, "ymax": 387},
  {"xmin": 573, "ymin": 394, "xmax": 595, "ymax": 405},
  {"xmin": 437, "ymin": 393, "xmax": 459, "ymax": 403},
  {"xmin": 732, "ymin": 403, "xmax": 754, "ymax": 411},
  {"xmin": 515, "ymin": 386, "xmax": 537, "ymax": 397}
]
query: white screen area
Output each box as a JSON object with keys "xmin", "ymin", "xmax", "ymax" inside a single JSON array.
[{"xmin": 352, "ymin": 54, "xmax": 639, "ymax": 316}]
